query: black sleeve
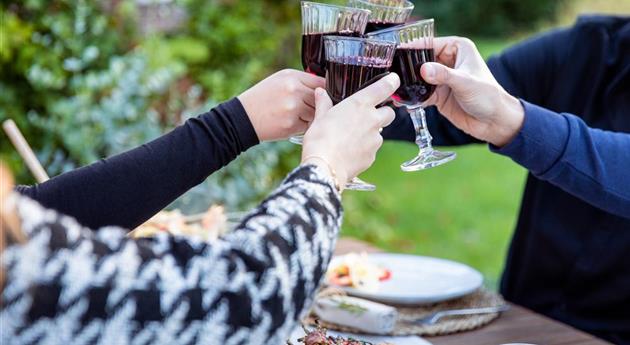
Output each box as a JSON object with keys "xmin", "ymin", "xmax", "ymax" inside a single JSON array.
[
  {"xmin": 383, "ymin": 27, "xmax": 573, "ymax": 146},
  {"xmin": 16, "ymin": 98, "xmax": 259, "ymax": 230}
]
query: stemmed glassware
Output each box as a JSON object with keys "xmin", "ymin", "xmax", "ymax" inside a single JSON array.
[
  {"xmin": 367, "ymin": 19, "xmax": 456, "ymax": 171},
  {"xmin": 323, "ymin": 35, "xmax": 397, "ymax": 191},
  {"xmin": 290, "ymin": 1, "xmax": 371, "ymax": 145},
  {"xmin": 347, "ymin": 0, "xmax": 414, "ymax": 33}
]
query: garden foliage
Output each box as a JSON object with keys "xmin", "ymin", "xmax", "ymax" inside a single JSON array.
[{"xmin": 1, "ymin": 0, "xmax": 300, "ymax": 211}]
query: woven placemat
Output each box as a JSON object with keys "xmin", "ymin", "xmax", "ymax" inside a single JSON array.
[{"xmin": 305, "ymin": 288, "xmax": 505, "ymax": 337}]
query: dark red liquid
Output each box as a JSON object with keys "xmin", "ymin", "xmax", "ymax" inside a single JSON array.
[
  {"xmin": 302, "ymin": 31, "xmax": 361, "ymax": 77},
  {"xmin": 390, "ymin": 48, "xmax": 436, "ymax": 104},
  {"xmin": 326, "ymin": 57, "xmax": 390, "ymax": 104},
  {"xmin": 365, "ymin": 21, "xmax": 401, "ymax": 33}
]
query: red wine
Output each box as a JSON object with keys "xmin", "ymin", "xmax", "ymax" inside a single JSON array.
[
  {"xmin": 365, "ymin": 21, "xmax": 400, "ymax": 33},
  {"xmin": 326, "ymin": 57, "xmax": 390, "ymax": 104},
  {"xmin": 302, "ymin": 31, "xmax": 361, "ymax": 77},
  {"xmin": 391, "ymin": 48, "xmax": 436, "ymax": 104}
]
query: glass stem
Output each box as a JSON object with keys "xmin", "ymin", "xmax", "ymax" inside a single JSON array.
[{"xmin": 408, "ymin": 106, "xmax": 433, "ymax": 151}]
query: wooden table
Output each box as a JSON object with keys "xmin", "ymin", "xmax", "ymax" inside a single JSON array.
[{"xmin": 335, "ymin": 238, "xmax": 611, "ymax": 345}]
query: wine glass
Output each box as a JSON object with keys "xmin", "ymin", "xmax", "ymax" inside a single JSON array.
[
  {"xmin": 323, "ymin": 35, "xmax": 397, "ymax": 191},
  {"xmin": 367, "ymin": 19, "xmax": 456, "ymax": 171},
  {"xmin": 347, "ymin": 0, "xmax": 414, "ymax": 33},
  {"xmin": 290, "ymin": 1, "xmax": 371, "ymax": 145}
]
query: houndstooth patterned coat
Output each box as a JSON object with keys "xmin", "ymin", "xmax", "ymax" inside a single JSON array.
[{"xmin": 1, "ymin": 165, "xmax": 342, "ymax": 345}]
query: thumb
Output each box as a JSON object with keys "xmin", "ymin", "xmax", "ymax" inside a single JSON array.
[
  {"xmin": 421, "ymin": 62, "xmax": 469, "ymax": 92},
  {"xmin": 314, "ymin": 87, "xmax": 333, "ymax": 119}
]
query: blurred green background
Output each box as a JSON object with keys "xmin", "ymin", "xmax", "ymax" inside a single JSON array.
[{"xmin": 1, "ymin": 0, "xmax": 628, "ymax": 289}]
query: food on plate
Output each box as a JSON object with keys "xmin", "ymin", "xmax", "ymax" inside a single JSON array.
[
  {"xmin": 291, "ymin": 325, "xmax": 394, "ymax": 345},
  {"xmin": 326, "ymin": 253, "xmax": 391, "ymax": 292},
  {"xmin": 129, "ymin": 205, "xmax": 228, "ymax": 242}
]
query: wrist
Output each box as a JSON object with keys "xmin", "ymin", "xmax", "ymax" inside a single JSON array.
[
  {"xmin": 489, "ymin": 92, "xmax": 525, "ymax": 147},
  {"xmin": 301, "ymin": 156, "xmax": 347, "ymax": 193},
  {"xmin": 237, "ymin": 93, "xmax": 264, "ymax": 142}
]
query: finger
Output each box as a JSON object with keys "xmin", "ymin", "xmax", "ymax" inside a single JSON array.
[
  {"xmin": 421, "ymin": 84, "xmax": 445, "ymax": 107},
  {"xmin": 314, "ymin": 87, "xmax": 333, "ymax": 118},
  {"xmin": 420, "ymin": 62, "xmax": 469, "ymax": 92},
  {"xmin": 351, "ymin": 73, "xmax": 400, "ymax": 107},
  {"xmin": 296, "ymin": 86, "xmax": 316, "ymax": 109},
  {"xmin": 292, "ymin": 118, "xmax": 310, "ymax": 135},
  {"xmin": 299, "ymin": 72, "xmax": 327, "ymax": 90},
  {"xmin": 296, "ymin": 103, "xmax": 316, "ymax": 123},
  {"xmin": 375, "ymin": 106, "xmax": 396, "ymax": 128},
  {"xmin": 433, "ymin": 36, "xmax": 479, "ymax": 68}
]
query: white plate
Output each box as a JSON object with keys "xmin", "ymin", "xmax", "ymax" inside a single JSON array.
[{"xmin": 328, "ymin": 253, "xmax": 483, "ymax": 305}]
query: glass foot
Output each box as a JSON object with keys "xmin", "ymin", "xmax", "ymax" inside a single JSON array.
[
  {"xmin": 345, "ymin": 177, "xmax": 376, "ymax": 191},
  {"xmin": 401, "ymin": 149, "xmax": 456, "ymax": 172},
  {"xmin": 289, "ymin": 135, "xmax": 304, "ymax": 145}
]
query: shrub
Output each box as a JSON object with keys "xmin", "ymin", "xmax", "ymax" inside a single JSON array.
[{"xmin": 1, "ymin": 0, "xmax": 302, "ymax": 211}]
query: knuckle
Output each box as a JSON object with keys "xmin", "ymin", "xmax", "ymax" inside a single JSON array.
[
  {"xmin": 282, "ymin": 118, "xmax": 296, "ymax": 131},
  {"xmin": 438, "ymin": 66, "xmax": 450, "ymax": 82},
  {"xmin": 384, "ymin": 107, "xmax": 395, "ymax": 121},
  {"xmin": 346, "ymin": 98, "xmax": 363, "ymax": 109},
  {"xmin": 278, "ymin": 69, "xmax": 293, "ymax": 76},
  {"xmin": 284, "ymin": 99, "xmax": 297, "ymax": 112},
  {"xmin": 376, "ymin": 135, "xmax": 384, "ymax": 147},
  {"xmin": 368, "ymin": 152, "xmax": 377, "ymax": 165},
  {"xmin": 284, "ymin": 80, "xmax": 298, "ymax": 93},
  {"xmin": 458, "ymin": 37, "xmax": 476, "ymax": 49}
]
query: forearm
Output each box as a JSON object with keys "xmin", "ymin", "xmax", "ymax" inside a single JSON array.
[
  {"xmin": 16, "ymin": 98, "xmax": 259, "ymax": 230},
  {"xmin": 491, "ymin": 101, "xmax": 630, "ymax": 219}
]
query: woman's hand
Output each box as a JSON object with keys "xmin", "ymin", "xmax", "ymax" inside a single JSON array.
[
  {"xmin": 238, "ymin": 69, "xmax": 326, "ymax": 141},
  {"xmin": 420, "ymin": 37, "xmax": 525, "ymax": 147},
  {"xmin": 301, "ymin": 73, "xmax": 400, "ymax": 188}
]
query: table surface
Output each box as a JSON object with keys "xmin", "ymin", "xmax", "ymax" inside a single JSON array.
[{"xmin": 335, "ymin": 238, "xmax": 611, "ymax": 345}]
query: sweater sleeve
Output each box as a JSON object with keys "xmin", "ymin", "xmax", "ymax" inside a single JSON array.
[
  {"xmin": 1, "ymin": 164, "xmax": 342, "ymax": 345},
  {"xmin": 15, "ymin": 98, "xmax": 259, "ymax": 230},
  {"xmin": 491, "ymin": 100, "xmax": 630, "ymax": 220}
]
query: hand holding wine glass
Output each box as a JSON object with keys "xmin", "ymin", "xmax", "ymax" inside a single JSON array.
[
  {"xmin": 238, "ymin": 69, "xmax": 325, "ymax": 142},
  {"xmin": 302, "ymin": 73, "xmax": 400, "ymax": 190},
  {"xmin": 367, "ymin": 19, "xmax": 456, "ymax": 171},
  {"xmin": 420, "ymin": 37, "xmax": 525, "ymax": 147}
]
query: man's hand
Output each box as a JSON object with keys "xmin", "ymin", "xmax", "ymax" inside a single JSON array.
[{"xmin": 419, "ymin": 37, "xmax": 525, "ymax": 147}]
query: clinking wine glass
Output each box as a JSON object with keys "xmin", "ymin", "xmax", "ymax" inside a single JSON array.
[
  {"xmin": 347, "ymin": 0, "xmax": 414, "ymax": 33},
  {"xmin": 367, "ymin": 19, "xmax": 456, "ymax": 171},
  {"xmin": 290, "ymin": 1, "xmax": 371, "ymax": 145},
  {"xmin": 323, "ymin": 35, "xmax": 397, "ymax": 191}
]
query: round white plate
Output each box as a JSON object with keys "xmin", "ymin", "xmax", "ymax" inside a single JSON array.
[{"xmin": 328, "ymin": 253, "xmax": 483, "ymax": 305}]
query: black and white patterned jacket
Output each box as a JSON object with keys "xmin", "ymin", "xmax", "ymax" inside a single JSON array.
[{"xmin": 1, "ymin": 165, "xmax": 342, "ymax": 345}]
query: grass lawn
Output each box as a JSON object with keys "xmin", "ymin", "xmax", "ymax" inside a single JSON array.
[{"xmin": 339, "ymin": 39, "xmax": 525, "ymax": 290}]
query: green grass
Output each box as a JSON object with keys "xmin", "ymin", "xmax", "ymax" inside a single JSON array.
[
  {"xmin": 341, "ymin": 144, "xmax": 527, "ymax": 289},
  {"xmin": 339, "ymin": 39, "xmax": 524, "ymax": 290}
]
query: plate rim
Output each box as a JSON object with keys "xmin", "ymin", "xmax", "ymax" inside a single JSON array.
[{"xmin": 328, "ymin": 252, "xmax": 484, "ymax": 305}]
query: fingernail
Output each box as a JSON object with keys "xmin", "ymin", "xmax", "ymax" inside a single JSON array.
[{"xmin": 423, "ymin": 63, "xmax": 436, "ymax": 80}]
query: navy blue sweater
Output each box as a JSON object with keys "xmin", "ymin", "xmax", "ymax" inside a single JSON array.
[{"xmin": 383, "ymin": 16, "xmax": 630, "ymax": 343}]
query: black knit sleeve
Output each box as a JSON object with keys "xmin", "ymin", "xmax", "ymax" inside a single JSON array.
[{"xmin": 16, "ymin": 98, "xmax": 259, "ymax": 230}]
